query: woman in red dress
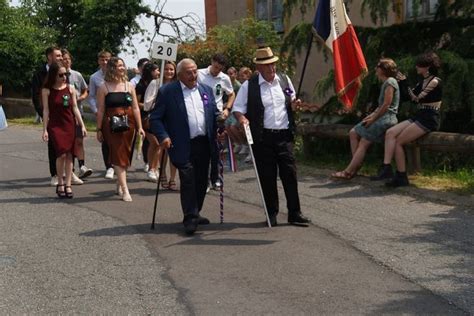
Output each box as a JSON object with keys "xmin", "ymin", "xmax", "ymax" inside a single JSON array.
[
  {"xmin": 42, "ymin": 62, "xmax": 87, "ymax": 198},
  {"xmin": 96, "ymin": 57, "xmax": 145, "ymax": 202}
]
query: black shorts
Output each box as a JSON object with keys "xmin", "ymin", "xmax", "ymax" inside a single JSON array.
[{"xmin": 409, "ymin": 109, "xmax": 440, "ymax": 132}]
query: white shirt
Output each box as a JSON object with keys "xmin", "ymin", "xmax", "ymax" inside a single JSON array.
[
  {"xmin": 143, "ymin": 79, "xmax": 160, "ymax": 111},
  {"xmin": 181, "ymin": 82, "xmax": 206, "ymax": 138},
  {"xmin": 130, "ymin": 75, "xmax": 141, "ymax": 87},
  {"xmin": 198, "ymin": 67, "xmax": 233, "ymax": 112},
  {"xmin": 233, "ymin": 74, "xmax": 295, "ymax": 130}
]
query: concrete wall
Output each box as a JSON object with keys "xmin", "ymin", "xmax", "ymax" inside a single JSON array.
[
  {"xmin": 216, "ymin": 0, "xmax": 249, "ymax": 25},
  {"xmin": 0, "ymin": 98, "xmax": 36, "ymax": 119}
]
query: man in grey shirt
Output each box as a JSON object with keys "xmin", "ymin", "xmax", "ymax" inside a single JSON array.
[
  {"xmin": 62, "ymin": 49, "xmax": 92, "ymax": 180},
  {"xmin": 88, "ymin": 50, "xmax": 114, "ymax": 179}
]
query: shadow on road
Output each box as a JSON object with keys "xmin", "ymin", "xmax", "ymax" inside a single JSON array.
[{"xmin": 369, "ymin": 290, "xmax": 466, "ymax": 315}]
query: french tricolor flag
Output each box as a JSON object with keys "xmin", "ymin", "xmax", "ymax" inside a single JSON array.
[{"xmin": 313, "ymin": 0, "xmax": 367, "ymax": 108}]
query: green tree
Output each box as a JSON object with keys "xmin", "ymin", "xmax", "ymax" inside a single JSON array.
[
  {"xmin": 0, "ymin": 1, "xmax": 56, "ymax": 93},
  {"xmin": 20, "ymin": 0, "xmax": 148, "ymax": 75},
  {"xmin": 178, "ymin": 17, "xmax": 284, "ymax": 71}
]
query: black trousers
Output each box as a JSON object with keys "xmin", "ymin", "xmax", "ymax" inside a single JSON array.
[
  {"xmin": 48, "ymin": 138, "xmax": 57, "ymax": 177},
  {"xmin": 252, "ymin": 130, "xmax": 301, "ymax": 217},
  {"xmin": 142, "ymin": 137, "xmax": 149, "ymax": 164},
  {"xmin": 178, "ymin": 136, "xmax": 210, "ymax": 219},
  {"xmin": 101, "ymin": 142, "xmax": 112, "ymax": 169}
]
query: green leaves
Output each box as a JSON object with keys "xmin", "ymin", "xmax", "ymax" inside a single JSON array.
[
  {"xmin": 178, "ymin": 17, "xmax": 283, "ymax": 72},
  {"xmin": 2, "ymin": 0, "xmax": 148, "ymax": 91}
]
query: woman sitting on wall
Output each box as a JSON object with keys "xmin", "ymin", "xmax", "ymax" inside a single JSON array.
[
  {"xmin": 331, "ymin": 58, "xmax": 400, "ymax": 180},
  {"xmin": 371, "ymin": 52, "xmax": 443, "ymax": 187}
]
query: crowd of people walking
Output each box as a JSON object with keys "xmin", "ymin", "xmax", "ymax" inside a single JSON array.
[{"xmin": 32, "ymin": 45, "xmax": 442, "ymax": 234}]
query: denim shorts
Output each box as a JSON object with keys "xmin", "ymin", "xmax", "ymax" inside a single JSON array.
[{"xmin": 354, "ymin": 112, "xmax": 398, "ymax": 143}]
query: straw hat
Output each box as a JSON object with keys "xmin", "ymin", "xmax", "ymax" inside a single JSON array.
[{"xmin": 253, "ymin": 47, "xmax": 279, "ymax": 64}]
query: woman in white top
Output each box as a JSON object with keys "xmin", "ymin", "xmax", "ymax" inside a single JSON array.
[{"xmin": 143, "ymin": 61, "xmax": 178, "ymax": 189}]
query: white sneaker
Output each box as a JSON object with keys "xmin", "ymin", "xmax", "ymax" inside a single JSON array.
[
  {"xmin": 105, "ymin": 168, "xmax": 114, "ymax": 179},
  {"xmin": 244, "ymin": 153, "xmax": 252, "ymax": 163},
  {"xmin": 238, "ymin": 145, "xmax": 249, "ymax": 155},
  {"xmin": 147, "ymin": 170, "xmax": 158, "ymax": 182},
  {"xmin": 71, "ymin": 172, "xmax": 84, "ymax": 185},
  {"xmin": 144, "ymin": 163, "xmax": 149, "ymax": 173},
  {"xmin": 50, "ymin": 175, "xmax": 58, "ymax": 186},
  {"xmin": 79, "ymin": 165, "xmax": 93, "ymax": 179}
]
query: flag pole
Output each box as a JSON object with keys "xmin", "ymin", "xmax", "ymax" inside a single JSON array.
[{"xmin": 296, "ymin": 32, "xmax": 314, "ymax": 99}]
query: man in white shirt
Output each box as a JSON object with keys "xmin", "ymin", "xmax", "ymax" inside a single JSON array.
[
  {"xmin": 88, "ymin": 50, "xmax": 114, "ymax": 179},
  {"xmin": 150, "ymin": 58, "xmax": 220, "ymax": 235},
  {"xmin": 198, "ymin": 54, "xmax": 235, "ymax": 189},
  {"xmin": 233, "ymin": 46, "xmax": 311, "ymax": 227}
]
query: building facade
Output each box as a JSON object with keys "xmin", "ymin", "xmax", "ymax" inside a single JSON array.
[{"xmin": 204, "ymin": 0, "xmax": 438, "ymax": 104}]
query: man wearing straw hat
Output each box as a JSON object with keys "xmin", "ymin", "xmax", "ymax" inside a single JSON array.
[{"xmin": 232, "ymin": 46, "xmax": 311, "ymax": 227}]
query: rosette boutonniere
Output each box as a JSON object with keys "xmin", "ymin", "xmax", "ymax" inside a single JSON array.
[
  {"xmin": 62, "ymin": 95, "xmax": 70, "ymax": 107},
  {"xmin": 284, "ymin": 87, "xmax": 293, "ymax": 97},
  {"xmin": 202, "ymin": 93, "xmax": 209, "ymax": 107}
]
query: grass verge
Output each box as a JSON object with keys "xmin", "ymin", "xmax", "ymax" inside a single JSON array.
[
  {"xmin": 8, "ymin": 115, "xmax": 97, "ymax": 131},
  {"xmin": 295, "ymin": 137, "xmax": 474, "ymax": 195}
]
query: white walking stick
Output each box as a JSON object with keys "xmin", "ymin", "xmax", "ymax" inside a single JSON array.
[{"xmin": 244, "ymin": 123, "xmax": 272, "ymax": 228}]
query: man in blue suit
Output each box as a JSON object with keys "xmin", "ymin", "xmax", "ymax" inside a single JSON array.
[{"xmin": 150, "ymin": 58, "xmax": 221, "ymax": 235}]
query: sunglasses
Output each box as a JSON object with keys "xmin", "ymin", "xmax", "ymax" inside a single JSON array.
[{"xmin": 58, "ymin": 72, "xmax": 70, "ymax": 78}]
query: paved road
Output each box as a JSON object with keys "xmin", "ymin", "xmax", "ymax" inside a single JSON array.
[{"xmin": 0, "ymin": 125, "xmax": 472, "ymax": 314}]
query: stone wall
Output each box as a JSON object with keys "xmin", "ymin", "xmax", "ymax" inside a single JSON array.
[{"xmin": 0, "ymin": 98, "xmax": 36, "ymax": 118}]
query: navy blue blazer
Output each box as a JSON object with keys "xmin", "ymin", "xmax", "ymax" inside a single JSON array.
[{"xmin": 150, "ymin": 81, "xmax": 219, "ymax": 168}]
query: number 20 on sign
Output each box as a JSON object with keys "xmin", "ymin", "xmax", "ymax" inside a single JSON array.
[{"xmin": 151, "ymin": 42, "xmax": 178, "ymax": 61}]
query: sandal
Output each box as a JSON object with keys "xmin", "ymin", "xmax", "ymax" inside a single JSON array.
[
  {"xmin": 65, "ymin": 186, "xmax": 73, "ymax": 199},
  {"xmin": 330, "ymin": 170, "xmax": 355, "ymax": 180},
  {"xmin": 168, "ymin": 180, "xmax": 178, "ymax": 191},
  {"xmin": 160, "ymin": 174, "xmax": 169, "ymax": 189},
  {"xmin": 56, "ymin": 184, "xmax": 66, "ymax": 198}
]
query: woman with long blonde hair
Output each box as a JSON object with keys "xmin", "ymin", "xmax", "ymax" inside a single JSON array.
[{"xmin": 96, "ymin": 57, "xmax": 145, "ymax": 201}]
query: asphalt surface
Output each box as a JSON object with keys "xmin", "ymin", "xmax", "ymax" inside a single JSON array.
[{"xmin": 0, "ymin": 125, "xmax": 472, "ymax": 315}]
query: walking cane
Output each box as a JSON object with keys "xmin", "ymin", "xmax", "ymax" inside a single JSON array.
[
  {"xmin": 217, "ymin": 116, "xmax": 226, "ymax": 223},
  {"xmin": 150, "ymin": 148, "xmax": 168, "ymax": 230},
  {"xmin": 243, "ymin": 123, "xmax": 272, "ymax": 227}
]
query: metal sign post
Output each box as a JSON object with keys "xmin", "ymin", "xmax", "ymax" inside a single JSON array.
[
  {"xmin": 244, "ymin": 123, "xmax": 272, "ymax": 228},
  {"xmin": 150, "ymin": 41, "xmax": 178, "ymax": 230}
]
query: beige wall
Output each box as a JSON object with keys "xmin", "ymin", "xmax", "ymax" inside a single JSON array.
[{"xmin": 215, "ymin": 0, "xmax": 249, "ymax": 25}]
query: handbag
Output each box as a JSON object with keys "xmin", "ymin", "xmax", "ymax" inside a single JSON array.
[{"xmin": 110, "ymin": 114, "xmax": 129, "ymax": 133}]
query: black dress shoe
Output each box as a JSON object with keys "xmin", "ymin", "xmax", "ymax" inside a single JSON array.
[
  {"xmin": 183, "ymin": 217, "xmax": 198, "ymax": 235},
  {"xmin": 197, "ymin": 215, "xmax": 210, "ymax": 225},
  {"xmin": 288, "ymin": 213, "xmax": 311, "ymax": 225},
  {"xmin": 268, "ymin": 214, "xmax": 277, "ymax": 227}
]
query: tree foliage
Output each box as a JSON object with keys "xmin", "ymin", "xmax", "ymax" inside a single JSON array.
[
  {"xmin": 19, "ymin": 0, "xmax": 148, "ymax": 75},
  {"xmin": 178, "ymin": 17, "xmax": 284, "ymax": 71},
  {"xmin": 0, "ymin": 2, "xmax": 56, "ymax": 92}
]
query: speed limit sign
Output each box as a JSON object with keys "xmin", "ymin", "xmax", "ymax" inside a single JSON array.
[{"xmin": 151, "ymin": 42, "xmax": 178, "ymax": 61}]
